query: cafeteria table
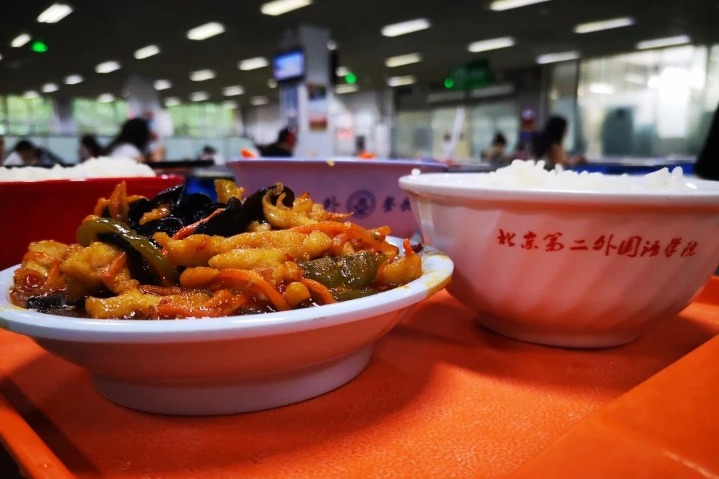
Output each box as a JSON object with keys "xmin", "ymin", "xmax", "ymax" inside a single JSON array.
[{"xmin": 2, "ymin": 279, "xmax": 719, "ymax": 478}]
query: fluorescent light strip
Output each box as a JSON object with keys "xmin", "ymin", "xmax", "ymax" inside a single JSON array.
[
  {"xmin": 336, "ymin": 84, "xmax": 359, "ymax": 94},
  {"xmin": 222, "ymin": 100, "xmax": 238, "ymax": 109},
  {"xmin": 468, "ymin": 37, "xmax": 514, "ymax": 53},
  {"xmin": 37, "ymin": 3, "xmax": 73, "ymax": 23},
  {"xmin": 489, "ymin": 0, "xmax": 551, "ymax": 11},
  {"xmin": 64, "ymin": 74, "xmax": 83, "ymax": 85},
  {"xmin": 381, "ymin": 18, "xmax": 430, "ymax": 37},
  {"xmin": 154, "ymin": 79, "xmax": 172, "ymax": 90},
  {"xmin": 190, "ymin": 69, "xmax": 215, "ymax": 81},
  {"xmin": 191, "ymin": 92, "xmax": 209, "ymax": 102},
  {"xmin": 164, "ymin": 97, "xmax": 181, "ymax": 107},
  {"xmin": 261, "ymin": 0, "xmax": 312, "ymax": 16},
  {"xmin": 251, "ymin": 96, "xmax": 269, "ymax": 105},
  {"xmin": 536, "ymin": 51, "xmax": 580, "ymax": 64},
  {"xmin": 387, "ymin": 75, "xmax": 416, "ymax": 87},
  {"xmin": 98, "ymin": 93, "xmax": 115, "ymax": 103},
  {"xmin": 574, "ymin": 17, "xmax": 634, "ymax": 34},
  {"xmin": 636, "ymin": 35, "xmax": 690, "ymax": 50},
  {"xmin": 187, "ymin": 22, "xmax": 225, "ymax": 41},
  {"xmin": 223, "ymin": 85, "xmax": 245, "ymax": 96},
  {"xmin": 385, "ymin": 53, "xmax": 422, "ymax": 68},
  {"xmin": 23, "ymin": 90, "xmax": 39, "ymax": 99},
  {"xmin": 588, "ymin": 83, "xmax": 615, "ymax": 94},
  {"xmin": 134, "ymin": 44, "xmax": 160, "ymax": 59},
  {"xmin": 96, "ymin": 61, "xmax": 121, "ymax": 73},
  {"xmin": 42, "ymin": 83, "xmax": 59, "ymax": 93},
  {"xmin": 11, "ymin": 34, "xmax": 31, "ymax": 48},
  {"xmin": 238, "ymin": 57, "xmax": 268, "ymax": 70}
]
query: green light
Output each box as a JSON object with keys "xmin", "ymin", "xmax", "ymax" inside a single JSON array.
[
  {"xmin": 31, "ymin": 41, "xmax": 48, "ymax": 53},
  {"xmin": 345, "ymin": 72, "xmax": 357, "ymax": 84},
  {"xmin": 444, "ymin": 77, "xmax": 454, "ymax": 89}
]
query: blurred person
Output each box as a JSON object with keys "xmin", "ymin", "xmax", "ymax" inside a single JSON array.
[
  {"xmin": 483, "ymin": 132, "xmax": 510, "ymax": 165},
  {"xmin": 3, "ymin": 139, "xmax": 66, "ymax": 166},
  {"xmin": 107, "ymin": 118, "xmax": 151, "ymax": 162},
  {"xmin": 440, "ymin": 133, "xmax": 455, "ymax": 163},
  {"xmin": 259, "ymin": 127, "xmax": 297, "ymax": 157},
  {"xmin": 199, "ymin": 145, "xmax": 225, "ymax": 165},
  {"xmin": 532, "ymin": 115, "xmax": 585, "ymax": 168},
  {"xmin": 695, "ymin": 101, "xmax": 719, "ymax": 181},
  {"xmin": 78, "ymin": 134, "xmax": 105, "ymax": 162}
]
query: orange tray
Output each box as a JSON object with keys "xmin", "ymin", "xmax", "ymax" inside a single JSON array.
[{"xmin": 2, "ymin": 279, "xmax": 719, "ymax": 479}]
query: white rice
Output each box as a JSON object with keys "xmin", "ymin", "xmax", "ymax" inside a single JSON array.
[
  {"xmin": 0, "ymin": 157, "xmax": 156, "ymax": 182},
  {"xmin": 470, "ymin": 160, "xmax": 690, "ymax": 191}
]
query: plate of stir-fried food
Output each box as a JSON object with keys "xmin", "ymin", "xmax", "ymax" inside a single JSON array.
[{"xmin": 0, "ymin": 180, "xmax": 453, "ymax": 415}]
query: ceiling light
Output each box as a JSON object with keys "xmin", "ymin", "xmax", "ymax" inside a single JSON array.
[
  {"xmin": 327, "ymin": 40, "xmax": 337, "ymax": 50},
  {"xmin": 96, "ymin": 61, "xmax": 121, "ymax": 73},
  {"xmin": 468, "ymin": 37, "xmax": 515, "ymax": 53},
  {"xmin": 238, "ymin": 57, "xmax": 269, "ymax": 70},
  {"xmin": 536, "ymin": 51, "xmax": 580, "ymax": 64},
  {"xmin": 261, "ymin": 0, "xmax": 312, "ymax": 16},
  {"xmin": 381, "ymin": 18, "xmax": 430, "ymax": 37},
  {"xmin": 37, "ymin": 3, "xmax": 73, "ymax": 23},
  {"xmin": 11, "ymin": 34, "xmax": 31, "ymax": 48},
  {"xmin": 251, "ymin": 96, "xmax": 269, "ymax": 105},
  {"xmin": 190, "ymin": 69, "xmax": 215, "ymax": 81},
  {"xmin": 489, "ymin": 0, "xmax": 551, "ymax": 11},
  {"xmin": 336, "ymin": 84, "xmax": 359, "ymax": 94},
  {"xmin": 98, "ymin": 93, "xmax": 115, "ymax": 103},
  {"xmin": 588, "ymin": 83, "xmax": 615, "ymax": 94},
  {"xmin": 387, "ymin": 75, "xmax": 416, "ymax": 87},
  {"xmin": 336, "ymin": 66, "xmax": 350, "ymax": 77},
  {"xmin": 164, "ymin": 97, "xmax": 181, "ymax": 107},
  {"xmin": 23, "ymin": 90, "xmax": 39, "ymax": 99},
  {"xmin": 42, "ymin": 83, "xmax": 59, "ymax": 93},
  {"xmin": 574, "ymin": 17, "xmax": 634, "ymax": 34},
  {"xmin": 222, "ymin": 100, "xmax": 238, "ymax": 109},
  {"xmin": 187, "ymin": 22, "xmax": 225, "ymax": 41},
  {"xmin": 267, "ymin": 79, "xmax": 278, "ymax": 88},
  {"xmin": 636, "ymin": 35, "xmax": 690, "ymax": 50},
  {"xmin": 134, "ymin": 44, "xmax": 160, "ymax": 59},
  {"xmin": 223, "ymin": 85, "xmax": 245, "ymax": 96},
  {"xmin": 154, "ymin": 79, "xmax": 172, "ymax": 90},
  {"xmin": 385, "ymin": 53, "xmax": 422, "ymax": 68},
  {"xmin": 64, "ymin": 74, "xmax": 83, "ymax": 85},
  {"xmin": 191, "ymin": 92, "xmax": 209, "ymax": 102}
]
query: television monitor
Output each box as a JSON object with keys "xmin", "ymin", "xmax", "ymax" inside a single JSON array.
[{"xmin": 272, "ymin": 49, "xmax": 305, "ymax": 83}]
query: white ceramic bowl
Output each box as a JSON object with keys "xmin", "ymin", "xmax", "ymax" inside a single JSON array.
[
  {"xmin": 400, "ymin": 172, "xmax": 719, "ymax": 348},
  {"xmin": 0, "ymin": 240, "xmax": 452, "ymax": 415},
  {"xmin": 226, "ymin": 158, "xmax": 447, "ymax": 238}
]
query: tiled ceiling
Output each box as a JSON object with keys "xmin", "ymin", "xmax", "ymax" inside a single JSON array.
[{"xmin": 0, "ymin": 0, "xmax": 718, "ymax": 105}]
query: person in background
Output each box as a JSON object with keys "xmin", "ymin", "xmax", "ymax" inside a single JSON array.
[
  {"xmin": 531, "ymin": 115, "xmax": 585, "ymax": 168},
  {"xmin": 259, "ymin": 127, "xmax": 297, "ymax": 157},
  {"xmin": 0, "ymin": 134, "xmax": 5, "ymax": 163},
  {"xmin": 3, "ymin": 139, "xmax": 66, "ymax": 166},
  {"xmin": 695, "ymin": 101, "xmax": 719, "ymax": 181},
  {"xmin": 78, "ymin": 134, "xmax": 105, "ymax": 162},
  {"xmin": 199, "ymin": 145, "xmax": 225, "ymax": 165},
  {"xmin": 106, "ymin": 118, "xmax": 151, "ymax": 162},
  {"xmin": 440, "ymin": 132, "xmax": 455, "ymax": 163},
  {"xmin": 483, "ymin": 132, "xmax": 510, "ymax": 165}
]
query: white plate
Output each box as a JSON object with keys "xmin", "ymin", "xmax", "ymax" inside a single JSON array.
[{"xmin": 0, "ymin": 239, "xmax": 453, "ymax": 415}]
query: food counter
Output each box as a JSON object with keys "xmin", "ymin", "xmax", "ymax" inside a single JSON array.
[{"xmin": 2, "ymin": 279, "xmax": 718, "ymax": 478}]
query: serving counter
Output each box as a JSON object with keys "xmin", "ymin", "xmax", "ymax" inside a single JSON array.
[{"xmin": 1, "ymin": 279, "xmax": 718, "ymax": 478}]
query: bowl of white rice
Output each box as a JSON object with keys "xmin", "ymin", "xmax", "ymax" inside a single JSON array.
[
  {"xmin": 0, "ymin": 158, "xmax": 183, "ymax": 269},
  {"xmin": 400, "ymin": 160, "xmax": 719, "ymax": 348}
]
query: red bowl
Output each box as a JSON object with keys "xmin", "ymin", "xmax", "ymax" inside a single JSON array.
[{"xmin": 0, "ymin": 175, "xmax": 184, "ymax": 270}]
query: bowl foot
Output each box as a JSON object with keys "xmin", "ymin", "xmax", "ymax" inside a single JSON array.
[
  {"xmin": 476, "ymin": 315, "xmax": 642, "ymax": 349},
  {"xmin": 92, "ymin": 345, "xmax": 374, "ymax": 415}
]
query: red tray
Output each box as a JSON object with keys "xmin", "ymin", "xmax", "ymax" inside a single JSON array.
[{"xmin": 2, "ymin": 279, "xmax": 719, "ymax": 478}]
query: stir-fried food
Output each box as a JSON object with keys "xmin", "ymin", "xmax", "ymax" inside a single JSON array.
[{"xmin": 10, "ymin": 180, "xmax": 422, "ymax": 319}]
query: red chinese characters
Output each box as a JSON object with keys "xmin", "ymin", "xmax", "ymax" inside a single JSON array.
[{"xmin": 495, "ymin": 229, "xmax": 699, "ymax": 259}]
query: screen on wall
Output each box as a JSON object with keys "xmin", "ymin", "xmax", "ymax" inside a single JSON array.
[{"xmin": 272, "ymin": 49, "xmax": 305, "ymax": 83}]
